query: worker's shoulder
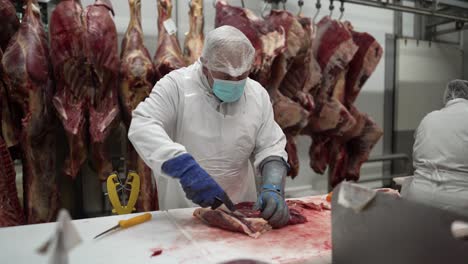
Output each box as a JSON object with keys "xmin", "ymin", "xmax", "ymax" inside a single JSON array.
[
  {"xmin": 246, "ymin": 78, "xmax": 270, "ymax": 102},
  {"xmin": 154, "ymin": 65, "xmax": 194, "ymax": 90},
  {"xmin": 419, "ymin": 108, "xmax": 443, "ymax": 126}
]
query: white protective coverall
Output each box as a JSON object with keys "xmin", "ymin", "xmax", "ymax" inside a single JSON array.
[
  {"xmin": 404, "ymin": 98, "xmax": 468, "ymax": 215},
  {"xmin": 128, "ymin": 61, "xmax": 287, "ymax": 210}
]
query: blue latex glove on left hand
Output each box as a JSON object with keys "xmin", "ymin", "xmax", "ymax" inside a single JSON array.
[{"xmin": 161, "ymin": 153, "xmax": 226, "ymax": 208}]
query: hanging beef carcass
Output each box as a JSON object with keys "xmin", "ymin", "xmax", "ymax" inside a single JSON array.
[
  {"xmin": 302, "ymin": 17, "xmax": 358, "ymax": 175},
  {"xmin": 0, "ymin": 0, "xmax": 20, "ymax": 50},
  {"xmin": 153, "ymin": 0, "xmax": 185, "ymax": 79},
  {"xmin": 326, "ymin": 24, "xmax": 383, "ymax": 186},
  {"xmin": 84, "ymin": 0, "xmax": 120, "ymax": 181},
  {"xmin": 0, "ymin": 136, "xmax": 25, "ymax": 227},
  {"xmin": 311, "ymin": 20, "xmax": 382, "ymax": 186},
  {"xmin": 2, "ymin": 0, "xmax": 59, "ymax": 223},
  {"xmin": 120, "ymin": 0, "xmax": 158, "ymax": 211},
  {"xmin": 50, "ymin": 0, "xmax": 88, "ymax": 179},
  {"xmin": 183, "ymin": 0, "xmax": 204, "ymax": 65}
]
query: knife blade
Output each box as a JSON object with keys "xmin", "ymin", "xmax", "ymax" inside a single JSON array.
[{"xmin": 212, "ymin": 193, "xmax": 246, "ymax": 217}]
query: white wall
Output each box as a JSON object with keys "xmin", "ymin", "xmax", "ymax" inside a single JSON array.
[
  {"xmin": 395, "ymin": 39, "xmax": 463, "ymax": 131},
  {"xmin": 79, "ymin": 0, "xmax": 394, "ymax": 196}
]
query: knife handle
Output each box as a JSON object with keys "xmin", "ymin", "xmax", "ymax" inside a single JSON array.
[{"xmin": 119, "ymin": 213, "xmax": 152, "ymax": 229}]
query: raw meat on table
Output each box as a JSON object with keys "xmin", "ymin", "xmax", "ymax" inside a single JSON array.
[
  {"xmin": 193, "ymin": 208, "xmax": 272, "ymax": 239},
  {"xmin": 193, "ymin": 200, "xmax": 330, "ymax": 238},
  {"xmin": 2, "ymin": 0, "xmax": 59, "ymax": 224}
]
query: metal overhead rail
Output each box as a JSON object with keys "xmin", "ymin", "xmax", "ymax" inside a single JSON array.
[{"xmin": 341, "ymin": 0, "xmax": 468, "ymax": 23}]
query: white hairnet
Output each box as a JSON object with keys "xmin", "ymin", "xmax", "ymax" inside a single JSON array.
[
  {"xmin": 444, "ymin": 79, "xmax": 468, "ymax": 104},
  {"xmin": 201, "ymin": 25, "xmax": 255, "ymax": 77}
]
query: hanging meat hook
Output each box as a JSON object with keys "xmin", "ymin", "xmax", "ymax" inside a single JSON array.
[
  {"xmin": 338, "ymin": 0, "xmax": 345, "ymax": 21},
  {"xmin": 313, "ymin": 0, "xmax": 321, "ymax": 23},
  {"xmin": 329, "ymin": 0, "xmax": 335, "ymax": 18},
  {"xmin": 298, "ymin": 0, "xmax": 304, "ymax": 15}
]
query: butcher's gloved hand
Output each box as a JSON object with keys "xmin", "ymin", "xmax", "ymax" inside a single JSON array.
[
  {"xmin": 254, "ymin": 184, "xmax": 290, "ymax": 228},
  {"xmin": 254, "ymin": 156, "xmax": 290, "ymax": 228},
  {"xmin": 162, "ymin": 153, "xmax": 226, "ymax": 208}
]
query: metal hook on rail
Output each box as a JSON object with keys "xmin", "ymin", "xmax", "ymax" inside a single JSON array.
[
  {"xmin": 338, "ymin": 0, "xmax": 345, "ymax": 21},
  {"xmin": 329, "ymin": 0, "xmax": 335, "ymax": 18},
  {"xmin": 298, "ymin": 0, "xmax": 304, "ymax": 15},
  {"xmin": 282, "ymin": 0, "xmax": 287, "ymax": 10},
  {"xmin": 313, "ymin": 0, "xmax": 321, "ymax": 23},
  {"xmin": 241, "ymin": 0, "xmax": 245, "ymax": 8}
]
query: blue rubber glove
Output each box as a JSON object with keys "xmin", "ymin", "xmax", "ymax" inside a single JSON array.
[{"xmin": 161, "ymin": 153, "xmax": 226, "ymax": 208}]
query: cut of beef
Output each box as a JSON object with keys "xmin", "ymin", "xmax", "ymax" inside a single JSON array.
[
  {"xmin": 345, "ymin": 115, "xmax": 383, "ymax": 182},
  {"xmin": 345, "ymin": 24, "xmax": 383, "ymax": 105},
  {"xmin": 2, "ymin": 0, "xmax": 59, "ymax": 224},
  {"xmin": 193, "ymin": 207, "xmax": 272, "ymax": 239},
  {"xmin": 120, "ymin": 0, "xmax": 158, "ymax": 211},
  {"xmin": 194, "ymin": 200, "xmax": 330, "ymax": 237}
]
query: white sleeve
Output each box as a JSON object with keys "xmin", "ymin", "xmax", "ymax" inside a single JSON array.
[
  {"xmin": 128, "ymin": 75, "xmax": 187, "ymax": 176},
  {"xmin": 252, "ymin": 90, "xmax": 288, "ymax": 171}
]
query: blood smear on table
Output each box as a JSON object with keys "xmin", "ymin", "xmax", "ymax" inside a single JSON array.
[{"xmin": 150, "ymin": 248, "xmax": 163, "ymax": 257}]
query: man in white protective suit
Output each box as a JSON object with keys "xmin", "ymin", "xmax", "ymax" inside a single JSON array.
[
  {"xmin": 403, "ymin": 79, "xmax": 468, "ymax": 216},
  {"xmin": 128, "ymin": 26, "xmax": 291, "ymax": 228}
]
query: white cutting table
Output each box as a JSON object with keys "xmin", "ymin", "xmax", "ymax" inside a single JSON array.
[{"xmin": 0, "ymin": 196, "xmax": 331, "ymax": 264}]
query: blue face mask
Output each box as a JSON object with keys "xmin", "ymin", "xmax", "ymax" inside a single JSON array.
[{"xmin": 212, "ymin": 77, "xmax": 247, "ymax": 103}]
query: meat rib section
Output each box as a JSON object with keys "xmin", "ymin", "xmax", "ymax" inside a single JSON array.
[
  {"xmin": 153, "ymin": 0, "xmax": 185, "ymax": 79},
  {"xmin": 2, "ymin": 0, "xmax": 59, "ymax": 224},
  {"xmin": 0, "ymin": 0, "xmax": 20, "ymax": 50},
  {"xmin": 84, "ymin": 0, "xmax": 120, "ymax": 181},
  {"xmin": 49, "ymin": 0, "xmax": 88, "ymax": 179},
  {"xmin": 120, "ymin": 0, "xmax": 158, "ymax": 211},
  {"xmin": 183, "ymin": 0, "xmax": 204, "ymax": 65},
  {"xmin": 0, "ymin": 137, "xmax": 25, "ymax": 227}
]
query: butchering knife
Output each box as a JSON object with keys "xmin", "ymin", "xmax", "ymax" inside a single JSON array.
[{"xmin": 212, "ymin": 193, "xmax": 246, "ymax": 217}]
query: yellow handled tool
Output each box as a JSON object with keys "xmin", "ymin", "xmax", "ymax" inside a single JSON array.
[
  {"xmin": 93, "ymin": 213, "xmax": 152, "ymax": 239},
  {"xmin": 107, "ymin": 171, "xmax": 140, "ymax": 215}
]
